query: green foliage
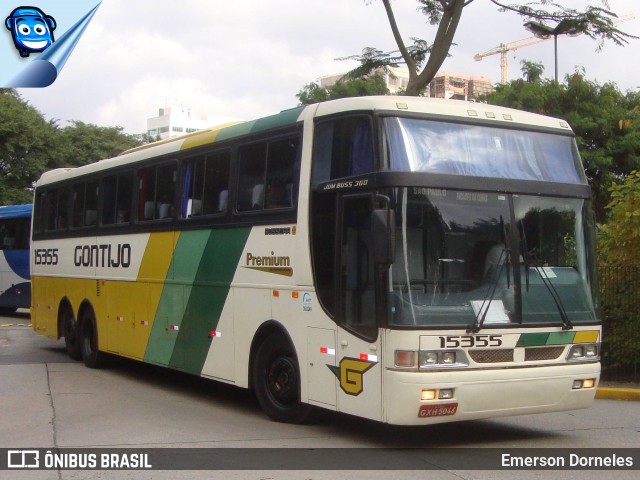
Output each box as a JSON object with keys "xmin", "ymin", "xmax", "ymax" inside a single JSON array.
[
  {"xmin": 598, "ymin": 172, "xmax": 640, "ymax": 374},
  {"xmin": 0, "ymin": 89, "xmax": 143, "ymax": 205},
  {"xmin": 296, "ymin": 73, "xmax": 390, "ymax": 106},
  {"xmin": 54, "ymin": 121, "xmax": 140, "ymax": 168},
  {"xmin": 520, "ymin": 60, "xmax": 545, "ymax": 84},
  {"xmin": 0, "ymin": 89, "xmax": 57, "ymax": 204},
  {"xmin": 483, "ymin": 70, "xmax": 640, "ymax": 222},
  {"xmin": 599, "ymin": 170, "xmax": 640, "ymax": 265}
]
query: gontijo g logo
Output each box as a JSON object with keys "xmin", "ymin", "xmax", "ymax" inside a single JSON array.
[{"xmin": 5, "ymin": 6, "xmax": 56, "ymax": 57}]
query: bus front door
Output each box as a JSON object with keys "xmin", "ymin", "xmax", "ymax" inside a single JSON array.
[{"xmin": 335, "ymin": 194, "xmax": 384, "ymax": 422}]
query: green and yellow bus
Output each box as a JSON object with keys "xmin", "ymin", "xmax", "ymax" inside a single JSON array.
[{"xmin": 31, "ymin": 96, "xmax": 601, "ymax": 425}]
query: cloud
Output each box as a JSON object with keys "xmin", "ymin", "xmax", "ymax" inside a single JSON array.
[{"xmin": 18, "ymin": 0, "xmax": 640, "ymax": 134}]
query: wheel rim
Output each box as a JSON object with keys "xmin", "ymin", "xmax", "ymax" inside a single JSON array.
[{"xmin": 266, "ymin": 355, "xmax": 297, "ymax": 407}]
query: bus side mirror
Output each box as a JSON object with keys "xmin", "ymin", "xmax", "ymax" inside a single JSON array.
[{"xmin": 372, "ymin": 208, "xmax": 395, "ymax": 267}]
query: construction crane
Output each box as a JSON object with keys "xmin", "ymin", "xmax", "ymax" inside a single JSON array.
[
  {"xmin": 474, "ymin": 36, "xmax": 545, "ymax": 84},
  {"xmin": 475, "ymin": 14, "xmax": 634, "ymax": 84}
]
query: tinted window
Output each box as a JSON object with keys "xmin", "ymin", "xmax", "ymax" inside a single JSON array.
[
  {"xmin": 102, "ymin": 173, "xmax": 133, "ymax": 225},
  {"xmin": 237, "ymin": 136, "xmax": 299, "ymax": 212},
  {"xmin": 138, "ymin": 163, "xmax": 176, "ymax": 221},
  {"xmin": 182, "ymin": 151, "xmax": 230, "ymax": 218}
]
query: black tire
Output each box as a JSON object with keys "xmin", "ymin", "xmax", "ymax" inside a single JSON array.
[
  {"xmin": 61, "ymin": 307, "xmax": 81, "ymax": 360},
  {"xmin": 0, "ymin": 307, "xmax": 17, "ymax": 315},
  {"xmin": 80, "ymin": 309, "xmax": 107, "ymax": 369},
  {"xmin": 252, "ymin": 332, "xmax": 312, "ymax": 424}
]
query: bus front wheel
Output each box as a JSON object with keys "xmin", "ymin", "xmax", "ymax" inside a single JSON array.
[{"xmin": 253, "ymin": 332, "xmax": 312, "ymax": 424}]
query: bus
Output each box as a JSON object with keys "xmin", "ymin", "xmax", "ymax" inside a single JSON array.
[
  {"xmin": 0, "ymin": 204, "xmax": 31, "ymax": 314},
  {"xmin": 30, "ymin": 96, "xmax": 601, "ymax": 425}
]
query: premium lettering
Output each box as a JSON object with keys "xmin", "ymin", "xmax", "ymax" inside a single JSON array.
[{"xmin": 246, "ymin": 252, "xmax": 290, "ymax": 267}]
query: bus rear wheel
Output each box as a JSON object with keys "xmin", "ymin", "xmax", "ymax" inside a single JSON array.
[
  {"xmin": 61, "ymin": 308, "xmax": 81, "ymax": 360},
  {"xmin": 253, "ymin": 332, "xmax": 312, "ymax": 424},
  {"xmin": 80, "ymin": 309, "xmax": 107, "ymax": 369}
]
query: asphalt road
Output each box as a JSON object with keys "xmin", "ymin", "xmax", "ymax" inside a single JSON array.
[{"xmin": 0, "ymin": 312, "xmax": 638, "ymax": 480}]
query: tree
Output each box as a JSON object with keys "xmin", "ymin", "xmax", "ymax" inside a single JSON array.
[
  {"xmin": 0, "ymin": 89, "xmax": 143, "ymax": 205},
  {"xmin": 520, "ymin": 60, "xmax": 545, "ymax": 83},
  {"xmin": 296, "ymin": 72, "xmax": 390, "ymax": 105},
  {"xmin": 0, "ymin": 89, "xmax": 57, "ymax": 204},
  {"xmin": 357, "ymin": 1, "xmax": 634, "ymax": 95},
  {"xmin": 599, "ymin": 170, "xmax": 640, "ymax": 266},
  {"xmin": 483, "ymin": 70, "xmax": 640, "ymax": 222},
  {"xmin": 54, "ymin": 121, "xmax": 141, "ymax": 168},
  {"xmin": 597, "ymin": 171, "xmax": 640, "ymax": 374}
]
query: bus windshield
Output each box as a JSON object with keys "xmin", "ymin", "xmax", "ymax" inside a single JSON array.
[
  {"xmin": 383, "ymin": 116, "xmax": 587, "ymax": 185},
  {"xmin": 388, "ymin": 187, "xmax": 598, "ymax": 328}
]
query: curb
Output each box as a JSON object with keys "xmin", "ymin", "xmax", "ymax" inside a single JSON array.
[{"xmin": 595, "ymin": 387, "xmax": 640, "ymax": 401}]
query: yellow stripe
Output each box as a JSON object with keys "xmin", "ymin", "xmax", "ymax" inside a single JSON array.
[
  {"xmin": 574, "ymin": 330, "xmax": 599, "ymax": 343},
  {"xmin": 112, "ymin": 232, "xmax": 179, "ymax": 359},
  {"xmin": 180, "ymin": 122, "xmax": 243, "ymax": 151}
]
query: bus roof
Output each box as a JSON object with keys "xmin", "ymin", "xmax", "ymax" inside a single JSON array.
[
  {"xmin": 35, "ymin": 96, "xmax": 573, "ymax": 188},
  {"xmin": 0, "ymin": 203, "xmax": 32, "ymax": 219}
]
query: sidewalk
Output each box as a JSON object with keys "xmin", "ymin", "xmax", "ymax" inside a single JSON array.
[{"xmin": 596, "ymin": 382, "xmax": 640, "ymax": 401}]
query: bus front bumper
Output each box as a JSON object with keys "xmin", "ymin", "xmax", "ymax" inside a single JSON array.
[{"xmin": 384, "ymin": 362, "xmax": 600, "ymax": 425}]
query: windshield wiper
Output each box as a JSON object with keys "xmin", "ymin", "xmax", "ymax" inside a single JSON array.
[
  {"xmin": 536, "ymin": 267, "xmax": 573, "ymax": 331},
  {"xmin": 519, "ymin": 221, "xmax": 530, "ymax": 291},
  {"xmin": 467, "ymin": 248, "xmax": 508, "ymax": 334}
]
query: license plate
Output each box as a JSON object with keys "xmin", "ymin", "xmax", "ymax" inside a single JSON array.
[{"xmin": 418, "ymin": 403, "xmax": 458, "ymax": 418}]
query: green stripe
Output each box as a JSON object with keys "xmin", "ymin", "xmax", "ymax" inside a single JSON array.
[
  {"xmin": 169, "ymin": 227, "xmax": 251, "ymax": 374},
  {"xmin": 144, "ymin": 230, "xmax": 210, "ymax": 365},
  {"xmin": 517, "ymin": 331, "xmax": 580, "ymax": 347},
  {"xmin": 516, "ymin": 333, "xmax": 550, "ymax": 347},
  {"xmin": 215, "ymin": 107, "xmax": 304, "ymax": 142},
  {"xmin": 546, "ymin": 332, "xmax": 576, "ymax": 345}
]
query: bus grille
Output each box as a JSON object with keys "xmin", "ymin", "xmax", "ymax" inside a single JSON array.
[
  {"xmin": 524, "ymin": 346, "xmax": 565, "ymax": 361},
  {"xmin": 469, "ymin": 349, "xmax": 513, "ymax": 363}
]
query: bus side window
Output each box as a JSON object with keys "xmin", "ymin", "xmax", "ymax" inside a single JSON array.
[
  {"xmin": 103, "ymin": 173, "xmax": 133, "ymax": 225},
  {"xmin": 182, "ymin": 151, "xmax": 230, "ymax": 218},
  {"xmin": 265, "ymin": 137, "xmax": 297, "ymax": 209},
  {"xmin": 205, "ymin": 151, "xmax": 230, "ymax": 214},
  {"xmin": 237, "ymin": 143, "xmax": 267, "ymax": 211},
  {"xmin": 85, "ymin": 181, "xmax": 99, "ymax": 227},
  {"xmin": 71, "ymin": 183, "xmax": 85, "ymax": 228},
  {"xmin": 45, "ymin": 189, "xmax": 59, "ymax": 231},
  {"xmin": 311, "ymin": 116, "xmax": 373, "ymax": 186},
  {"xmin": 237, "ymin": 136, "xmax": 299, "ymax": 213},
  {"xmin": 138, "ymin": 164, "xmax": 175, "ymax": 221}
]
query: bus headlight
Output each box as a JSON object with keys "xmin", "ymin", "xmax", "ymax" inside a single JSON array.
[
  {"xmin": 419, "ymin": 350, "xmax": 468, "ymax": 369},
  {"xmin": 419, "ymin": 351, "xmax": 438, "ymax": 367},
  {"xmin": 567, "ymin": 344, "xmax": 599, "ymax": 362},
  {"xmin": 394, "ymin": 350, "xmax": 469, "ymax": 369}
]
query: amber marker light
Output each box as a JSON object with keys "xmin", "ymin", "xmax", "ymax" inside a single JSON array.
[{"xmin": 421, "ymin": 389, "xmax": 437, "ymax": 401}]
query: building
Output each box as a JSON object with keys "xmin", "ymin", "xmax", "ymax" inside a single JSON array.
[
  {"xmin": 147, "ymin": 106, "xmax": 241, "ymax": 140},
  {"xmin": 319, "ymin": 67, "xmax": 412, "ymax": 94},
  {"xmin": 318, "ymin": 67, "xmax": 494, "ymax": 101},
  {"xmin": 428, "ymin": 71, "xmax": 494, "ymax": 100}
]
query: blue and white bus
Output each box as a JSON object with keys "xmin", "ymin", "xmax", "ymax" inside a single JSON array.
[{"xmin": 0, "ymin": 204, "xmax": 31, "ymax": 313}]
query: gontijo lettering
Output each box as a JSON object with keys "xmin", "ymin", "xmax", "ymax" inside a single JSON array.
[{"xmin": 74, "ymin": 244, "xmax": 132, "ymax": 268}]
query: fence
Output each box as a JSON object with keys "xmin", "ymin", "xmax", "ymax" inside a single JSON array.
[{"xmin": 599, "ymin": 265, "xmax": 640, "ymax": 383}]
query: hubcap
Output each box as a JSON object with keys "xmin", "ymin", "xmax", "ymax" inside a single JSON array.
[{"xmin": 267, "ymin": 356, "xmax": 297, "ymax": 406}]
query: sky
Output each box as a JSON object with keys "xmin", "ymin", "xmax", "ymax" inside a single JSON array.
[{"xmin": 13, "ymin": 0, "xmax": 640, "ymax": 134}]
